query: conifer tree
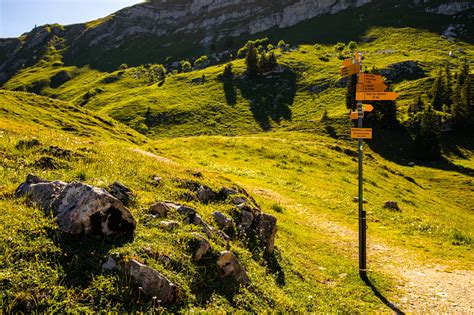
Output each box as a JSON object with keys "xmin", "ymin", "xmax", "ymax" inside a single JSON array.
[
  {"xmin": 452, "ymin": 59, "xmax": 471, "ymax": 128},
  {"xmin": 245, "ymin": 42, "xmax": 259, "ymax": 77},
  {"xmin": 408, "ymin": 94, "xmax": 424, "ymax": 116},
  {"xmin": 430, "ymin": 68, "xmax": 444, "ymax": 110},
  {"xmin": 444, "ymin": 63, "xmax": 452, "ymax": 107},
  {"xmin": 411, "ymin": 105, "xmax": 441, "ymax": 160}
]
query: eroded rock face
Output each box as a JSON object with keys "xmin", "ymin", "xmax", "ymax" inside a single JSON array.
[
  {"xmin": 216, "ymin": 251, "xmax": 249, "ymax": 284},
  {"xmin": 123, "ymin": 259, "xmax": 178, "ymax": 302},
  {"xmin": 16, "ymin": 175, "xmax": 136, "ymax": 236}
]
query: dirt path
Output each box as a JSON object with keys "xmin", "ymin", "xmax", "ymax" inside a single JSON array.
[
  {"xmin": 323, "ymin": 220, "xmax": 474, "ymax": 313},
  {"xmin": 250, "ymin": 187, "xmax": 473, "ymax": 313},
  {"xmin": 131, "ymin": 148, "xmax": 178, "ymax": 165}
]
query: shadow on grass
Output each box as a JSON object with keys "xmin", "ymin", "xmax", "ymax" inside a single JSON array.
[
  {"xmin": 51, "ymin": 232, "xmax": 133, "ymax": 287},
  {"xmin": 361, "ymin": 274, "xmax": 405, "ymax": 315},
  {"xmin": 235, "ymin": 69, "xmax": 296, "ymax": 131},
  {"xmin": 366, "ymin": 125, "xmax": 474, "ymax": 177}
]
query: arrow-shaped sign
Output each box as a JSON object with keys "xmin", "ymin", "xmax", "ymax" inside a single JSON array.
[
  {"xmin": 356, "ymin": 92, "xmax": 398, "ymax": 101},
  {"xmin": 363, "ymin": 104, "xmax": 374, "ymax": 112},
  {"xmin": 358, "ymin": 73, "xmax": 384, "ymax": 84},
  {"xmin": 340, "ymin": 63, "xmax": 361, "ymax": 77},
  {"xmin": 357, "ymin": 83, "xmax": 388, "ymax": 92}
]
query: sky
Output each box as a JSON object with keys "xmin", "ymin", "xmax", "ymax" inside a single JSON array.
[{"xmin": 0, "ymin": 0, "xmax": 144, "ymax": 38}]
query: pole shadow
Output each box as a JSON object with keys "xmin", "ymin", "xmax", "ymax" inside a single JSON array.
[{"xmin": 361, "ymin": 274, "xmax": 405, "ymax": 315}]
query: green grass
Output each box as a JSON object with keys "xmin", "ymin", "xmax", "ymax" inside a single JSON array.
[{"xmin": 1, "ymin": 24, "xmax": 473, "ymax": 312}]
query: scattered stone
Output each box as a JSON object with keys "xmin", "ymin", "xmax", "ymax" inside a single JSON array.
[
  {"xmin": 149, "ymin": 175, "xmax": 163, "ymax": 186},
  {"xmin": 212, "ymin": 211, "xmax": 234, "ymax": 229},
  {"xmin": 219, "ymin": 187, "xmax": 238, "ymax": 199},
  {"xmin": 102, "ymin": 256, "xmax": 118, "ymax": 272},
  {"xmin": 232, "ymin": 197, "xmax": 247, "ymax": 205},
  {"xmin": 176, "ymin": 205, "xmax": 212, "ymax": 238},
  {"xmin": 196, "ymin": 185, "xmax": 217, "ymax": 203},
  {"xmin": 16, "ymin": 174, "xmax": 136, "ymax": 236},
  {"xmin": 216, "ymin": 251, "xmax": 249, "ymax": 284},
  {"xmin": 384, "ymin": 201, "xmax": 400, "ymax": 211},
  {"xmin": 408, "ymin": 162, "xmax": 416, "ymax": 167},
  {"xmin": 123, "ymin": 259, "xmax": 177, "ymax": 302},
  {"xmin": 108, "ymin": 181, "xmax": 134, "ymax": 205},
  {"xmin": 190, "ymin": 232, "xmax": 211, "ymax": 260},
  {"xmin": 149, "ymin": 202, "xmax": 179, "ymax": 217},
  {"xmin": 238, "ymin": 210, "xmax": 254, "ymax": 234},
  {"xmin": 159, "ymin": 220, "xmax": 180, "ymax": 231},
  {"xmin": 353, "ymin": 197, "xmax": 368, "ymax": 203},
  {"xmin": 256, "ymin": 213, "xmax": 277, "ymax": 255}
]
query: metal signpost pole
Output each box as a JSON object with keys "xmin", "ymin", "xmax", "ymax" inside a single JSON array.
[{"xmin": 356, "ymin": 53, "xmax": 367, "ymax": 280}]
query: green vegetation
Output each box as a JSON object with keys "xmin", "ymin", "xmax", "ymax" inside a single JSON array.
[{"xmin": 0, "ymin": 24, "xmax": 473, "ymax": 312}]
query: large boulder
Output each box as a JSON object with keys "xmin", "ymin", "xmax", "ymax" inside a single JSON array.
[
  {"xmin": 216, "ymin": 251, "xmax": 249, "ymax": 284},
  {"xmin": 16, "ymin": 175, "xmax": 136, "ymax": 236},
  {"xmin": 123, "ymin": 259, "xmax": 178, "ymax": 303}
]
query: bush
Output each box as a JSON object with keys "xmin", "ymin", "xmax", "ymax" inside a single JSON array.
[
  {"xmin": 180, "ymin": 60, "xmax": 192, "ymax": 72},
  {"xmin": 348, "ymin": 41, "xmax": 358, "ymax": 51},
  {"xmin": 194, "ymin": 55, "xmax": 208, "ymax": 68},
  {"xmin": 119, "ymin": 64, "xmax": 128, "ymax": 70}
]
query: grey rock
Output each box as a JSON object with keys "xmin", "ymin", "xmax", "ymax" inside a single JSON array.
[
  {"xmin": 256, "ymin": 213, "xmax": 278, "ymax": 255},
  {"xmin": 108, "ymin": 181, "xmax": 134, "ymax": 205},
  {"xmin": 15, "ymin": 174, "xmax": 67, "ymax": 212},
  {"xmin": 232, "ymin": 197, "xmax": 247, "ymax": 205},
  {"xmin": 384, "ymin": 201, "xmax": 400, "ymax": 211},
  {"xmin": 149, "ymin": 202, "xmax": 179, "ymax": 217},
  {"xmin": 16, "ymin": 175, "xmax": 136, "ymax": 236},
  {"xmin": 196, "ymin": 185, "xmax": 217, "ymax": 203},
  {"xmin": 212, "ymin": 211, "xmax": 234, "ymax": 229},
  {"xmin": 238, "ymin": 210, "xmax": 254, "ymax": 234},
  {"xmin": 102, "ymin": 256, "xmax": 118, "ymax": 272},
  {"xmin": 190, "ymin": 232, "xmax": 211, "ymax": 260},
  {"xmin": 123, "ymin": 259, "xmax": 177, "ymax": 302},
  {"xmin": 219, "ymin": 186, "xmax": 237, "ymax": 199},
  {"xmin": 216, "ymin": 251, "xmax": 249, "ymax": 284},
  {"xmin": 176, "ymin": 205, "xmax": 212, "ymax": 238},
  {"xmin": 159, "ymin": 220, "xmax": 180, "ymax": 231},
  {"xmin": 379, "ymin": 61, "xmax": 425, "ymax": 83}
]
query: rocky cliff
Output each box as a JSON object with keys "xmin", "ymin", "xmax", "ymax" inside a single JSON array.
[{"xmin": 0, "ymin": 0, "xmax": 473, "ymax": 83}]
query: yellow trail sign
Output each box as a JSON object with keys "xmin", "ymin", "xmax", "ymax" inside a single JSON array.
[
  {"xmin": 363, "ymin": 104, "xmax": 374, "ymax": 112},
  {"xmin": 356, "ymin": 92, "xmax": 398, "ymax": 101},
  {"xmin": 351, "ymin": 128, "xmax": 372, "ymax": 139},
  {"xmin": 358, "ymin": 73, "xmax": 384, "ymax": 84},
  {"xmin": 340, "ymin": 63, "xmax": 361, "ymax": 77},
  {"xmin": 356, "ymin": 83, "xmax": 388, "ymax": 92},
  {"xmin": 342, "ymin": 58, "xmax": 353, "ymax": 67},
  {"xmin": 350, "ymin": 112, "xmax": 362, "ymax": 120}
]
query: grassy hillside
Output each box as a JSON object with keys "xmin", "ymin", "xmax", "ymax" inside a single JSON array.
[{"xmin": 3, "ymin": 28, "xmax": 473, "ymax": 138}]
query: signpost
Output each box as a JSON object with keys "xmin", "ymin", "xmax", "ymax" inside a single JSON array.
[{"xmin": 339, "ymin": 52, "xmax": 398, "ymax": 280}]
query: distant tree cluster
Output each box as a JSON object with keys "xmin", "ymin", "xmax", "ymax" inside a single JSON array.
[
  {"xmin": 244, "ymin": 41, "xmax": 278, "ymax": 77},
  {"xmin": 128, "ymin": 64, "xmax": 166, "ymax": 84}
]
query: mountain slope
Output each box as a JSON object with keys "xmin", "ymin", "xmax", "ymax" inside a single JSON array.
[{"xmin": 0, "ymin": 0, "xmax": 472, "ymax": 81}]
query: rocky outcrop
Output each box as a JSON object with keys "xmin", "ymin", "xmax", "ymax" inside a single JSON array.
[
  {"xmin": 216, "ymin": 251, "xmax": 249, "ymax": 283},
  {"xmin": 15, "ymin": 174, "xmax": 136, "ymax": 236},
  {"xmin": 380, "ymin": 61, "xmax": 426, "ymax": 83},
  {"xmin": 424, "ymin": 1, "xmax": 474, "ymax": 15}
]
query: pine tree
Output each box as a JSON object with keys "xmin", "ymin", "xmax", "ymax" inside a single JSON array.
[
  {"xmin": 452, "ymin": 59, "xmax": 471, "ymax": 128},
  {"xmin": 408, "ymin": 94, "xmax": 424, "ymax": 116},
  {"xmin": 258, "ymin": 52, "xmax": 268, "ymax": 73},
  {"xmin": 444, "ymin": 63, "xmax": 452, "ymax": 107},
  {"xmin": 430, "ymin": 68, "xmax": 444, "ymax": 110},
  {"xmin": 267, "ymin": 52, "xmax": 278, "ymax": 71},
  {"xmin": 411, "ymin": 105, "xmax": 441, "ymax": 160},
  {"xmin": 245, "ymin": 42, "xmax": 259, "ymax": 77}
]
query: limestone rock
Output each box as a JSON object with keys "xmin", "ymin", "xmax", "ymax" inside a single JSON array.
[
  {"xmin": 149, "ymin": 202, "xmax": 179, "ymax": 217},
  {"xmin": 190, "ymin": 232, "xmax": 211, "ymax": 260},
  {"xmin": 102, "ymin": 256, "xmax": 118, "ymax": 272},
  {"xmin": 123, "ymin": 259, "xmax": 177, "ymax": 302},
  {"xmin": 237, "ymin": 210, "xmax": 254, "ymax": 234},
  {"xmin": 256, "ymin": 213, "xmax": 278, "ymax": 255},
  {"xmin": 108, "ymin": 181, "xmax": 134, "ymax": 205},
  {"xmin": 159, "ymin": 220, "xmax": 180, "ymax": 231},
  {"xmin": 212, "ymin": 211, "xmax": 234, "ymax": 229},
  {"xmin": 219, "ymin": 186, "xmax": 237, "ymax": 199},
  {"xmin": 196, "ymin": 185, "xmax": 217, "ymax": 203},
  {"xmin": 216, "ymin": 251, "xmax": 249, "ymax": 284},
  {"xmin": 15, "ymin": 175, "xmax": 136, "ymax": 236}
]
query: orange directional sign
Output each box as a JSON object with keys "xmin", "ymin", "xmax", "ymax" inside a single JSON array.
[
  {"xmin": 356, "ymin": 92, "xmax": 398, "ymax": 101},
  {"xmin": 363, "ymin": 104, "xmax": 374, "ymax": 112},
  {"xmin": 340, "ymin": 63, "xmax": 361, "ymax": 77},
  {"xmin": 350, "ymin": 112, "xmax": 362, "ymax": 120},
  {"xmin": 342, "ymin": 58, "xmax": 353, "ymax": 67},
  {"xmin": 356, "ymin": 83, "xmax": 388, "ymax": 92},
  {"xmin": 351, "ymin": 128, "xmax": 373, "ymax": 139},
  {"xmin": 358, "ymin": 73, "xmax": 384, "ymax": 84}
]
